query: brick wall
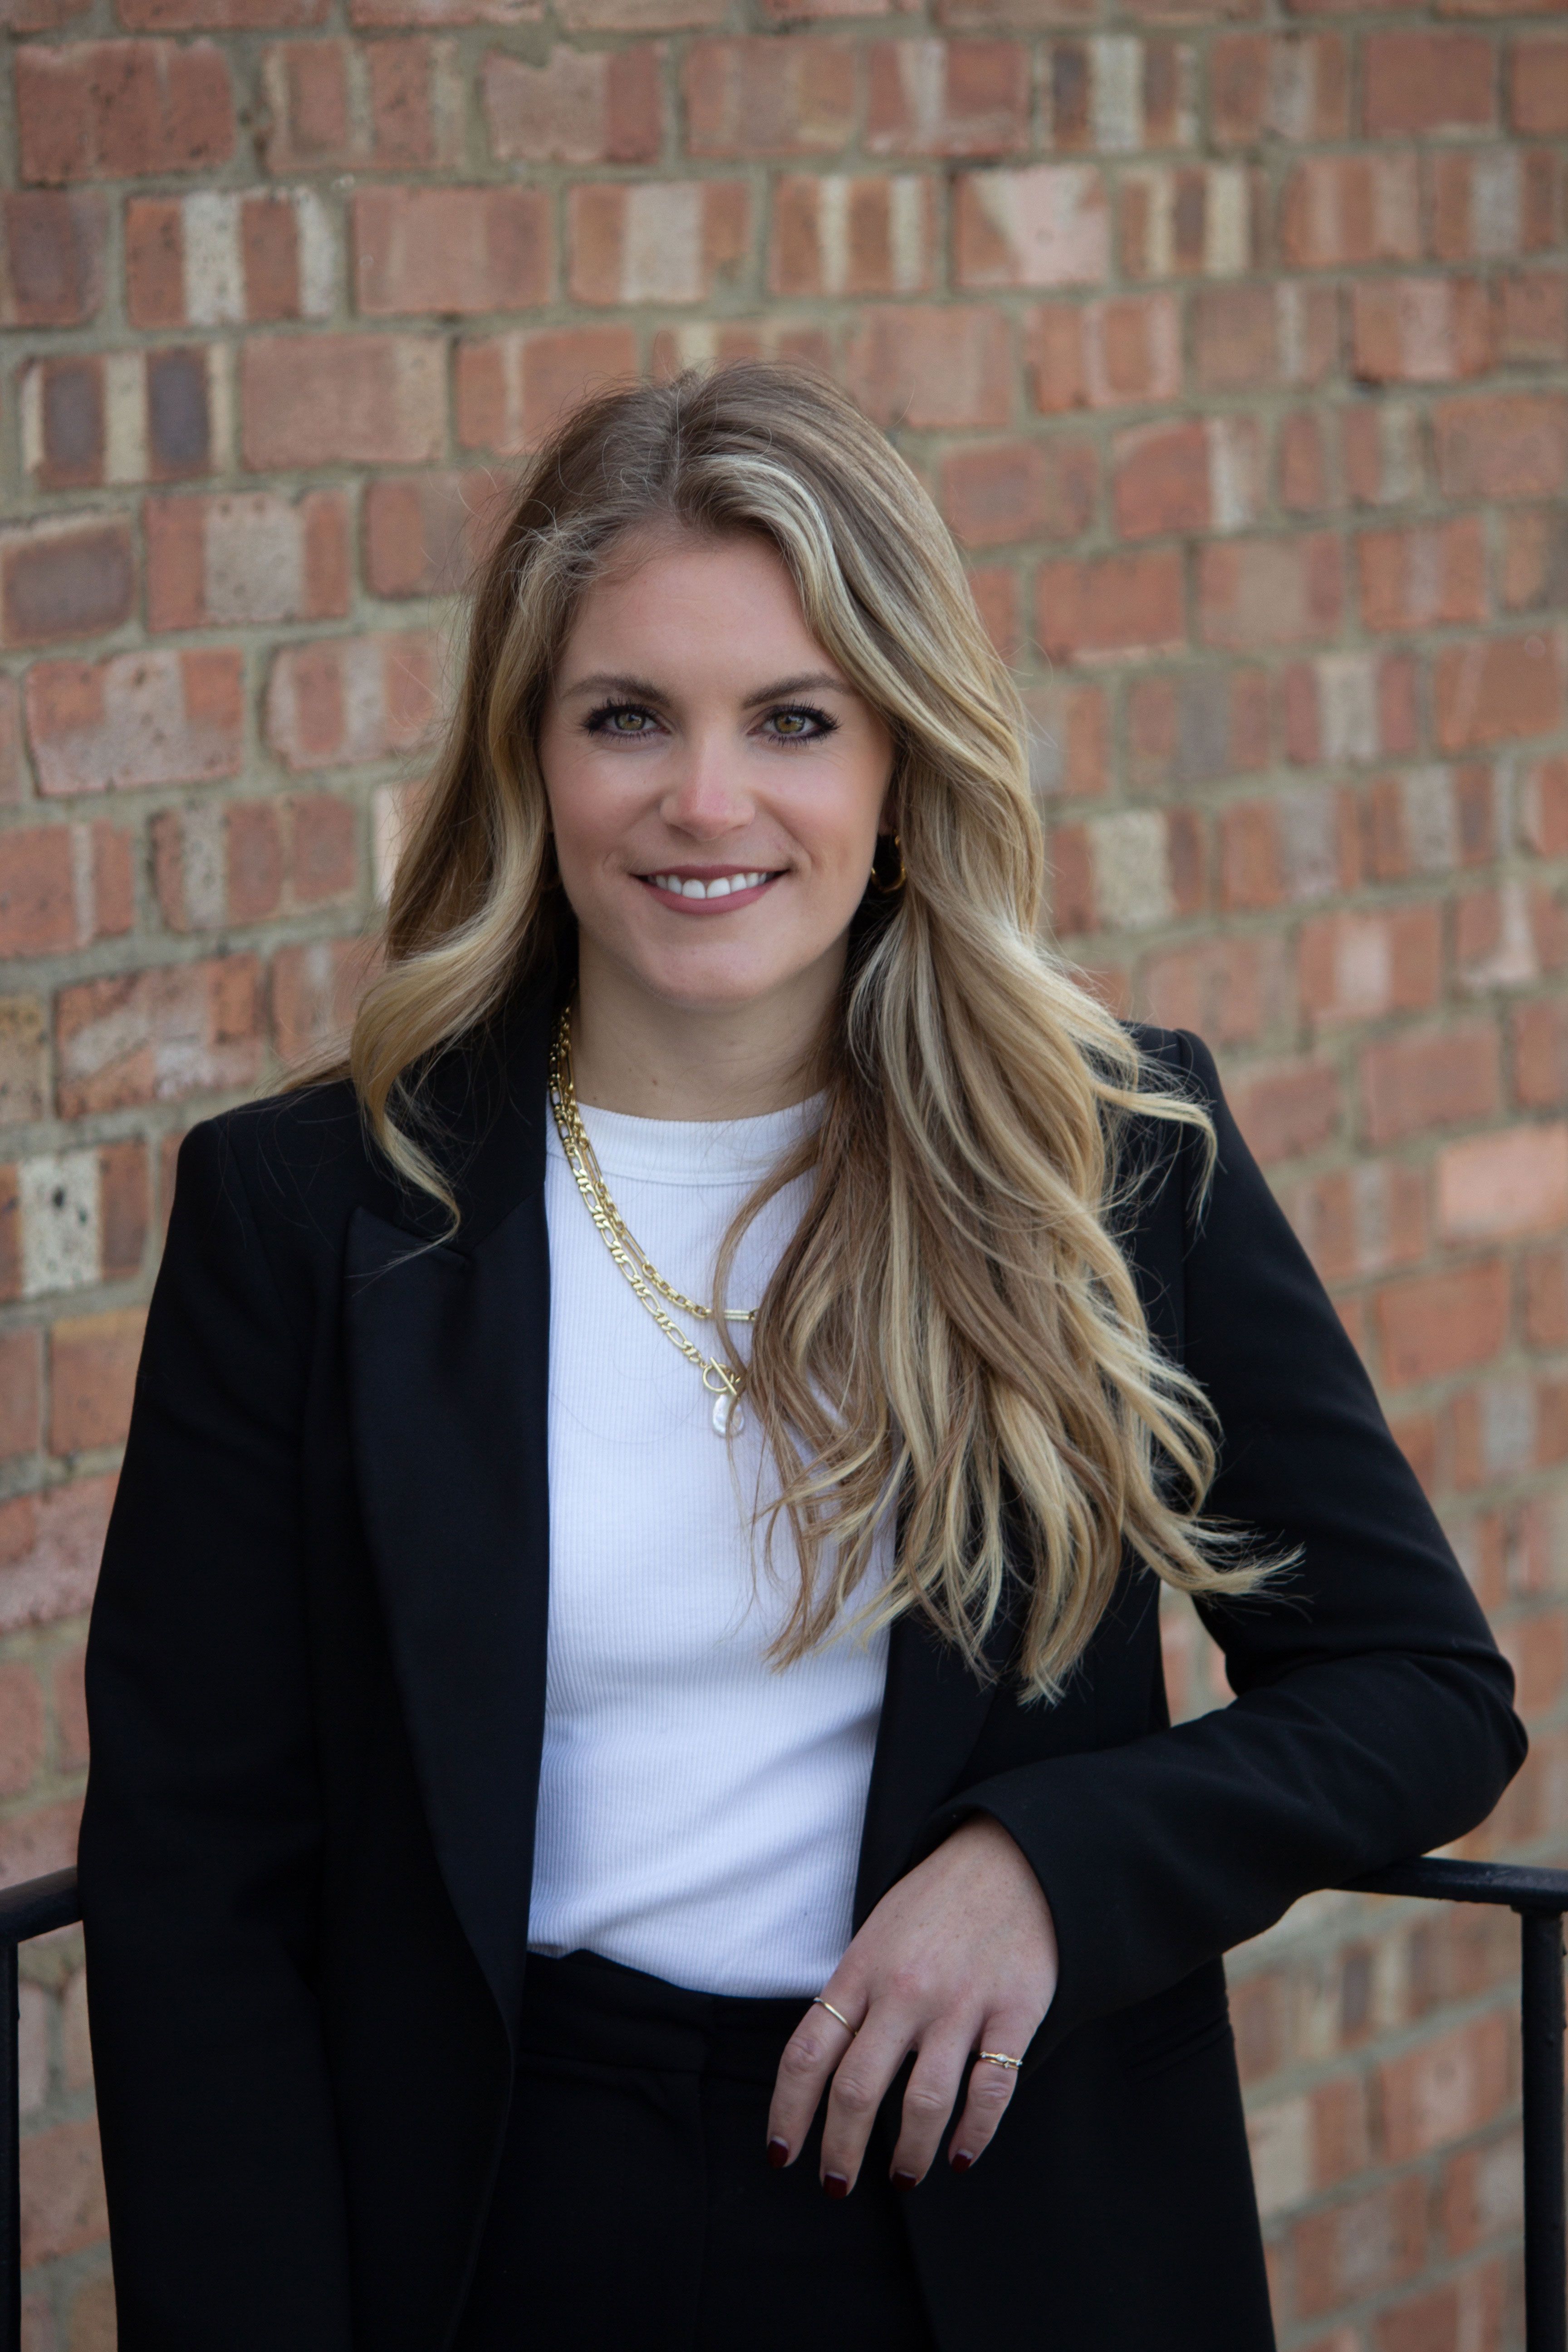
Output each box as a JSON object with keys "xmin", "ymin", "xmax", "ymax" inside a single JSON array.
[{"xmin": 2, "ymin": 0, "xmax": 1565, "ymax": 2332}]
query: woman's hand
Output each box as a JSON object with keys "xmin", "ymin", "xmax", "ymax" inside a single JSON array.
[{"xmin": 765, "ymin": 1813, "xmax": 1058, "ymax": 2194}]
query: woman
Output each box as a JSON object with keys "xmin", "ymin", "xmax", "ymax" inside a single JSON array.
[{"xmin": 80, "ymin": 363, "xmax": 1524, "ymax": 2352}]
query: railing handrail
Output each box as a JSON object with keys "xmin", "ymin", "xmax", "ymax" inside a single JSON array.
[
  {"xmin": 1349, "ymin": 1856, "xmax": 1568, "ymax": 1912},
  {"xmin": 0, "ymin": 1871, "xmax": 79, "ymax": 1949}
]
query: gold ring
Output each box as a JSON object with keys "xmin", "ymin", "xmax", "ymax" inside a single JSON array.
[
  {"xmin": 812, "ymin": 1996, "xmax": 857, "ymax": 2035},
  {"xmin": 977, "ymin": 2050, "xmax": 1022, "ymax": 2072}
]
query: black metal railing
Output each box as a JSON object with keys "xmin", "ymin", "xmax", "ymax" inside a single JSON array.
[{"xmin": 2, "ymin": 1859, "xmax": 1565, "ymax": 2351}]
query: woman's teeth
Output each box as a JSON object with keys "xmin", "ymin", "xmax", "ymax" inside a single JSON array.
[{"xmin": 649, "ymin": 872, "xmax": 771, "ymax": 900}]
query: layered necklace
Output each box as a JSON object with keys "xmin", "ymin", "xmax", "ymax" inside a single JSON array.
[{"xmin": 547, "ymin": 1004, "xmax": 757, "ymax": 1437}]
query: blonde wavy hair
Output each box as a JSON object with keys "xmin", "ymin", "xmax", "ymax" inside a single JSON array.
[{"xmin": 345, "ymin": 361, "xmax": 1261, "ymax": 1700}]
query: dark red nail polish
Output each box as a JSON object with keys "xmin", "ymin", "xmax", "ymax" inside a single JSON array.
[
  {"xmin": 766, "ymin": 2138, "xmax": 789, "ymax": 2170},
  {"xmin": 823, "ymin": 2172, "xmax": 850, "ymax": 2199},
  {"xmin": 950, "ymin": 2150, "xmax": 974, "ymax": 2175},
  {"xmin": 892, "ymin": 2169, "xmax": 920, "ymax": 2192}
]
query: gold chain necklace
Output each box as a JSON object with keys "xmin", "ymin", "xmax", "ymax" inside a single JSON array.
[{"xmin": 548, "ymin": 1004, "xmax": 756, "ymax": 1437}]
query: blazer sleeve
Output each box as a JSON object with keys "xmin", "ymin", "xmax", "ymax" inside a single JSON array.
[
  {"xmin": 78, "ymin": 1119, "xmax": 355, "ymax": 2351},
  {"xmin": 930, "ymin": 1028, "xmax": 1527, "ymax": 2064}
]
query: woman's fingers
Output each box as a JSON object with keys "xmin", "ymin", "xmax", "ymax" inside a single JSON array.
[
  {"xmin": 945, "ymin": 2019, "xmax": 1033, "ymax": 2174},
  {"xmin": 765, "ymin": 1996, "xmax": 861, "ymax": 2168},
  {"xmin": 817, "ymin": 2008, "xmax": 921, "ymax": 2195},
  {"xmin": 884, "ymin": 2032, "xmax": 973, "ymax": 2188}
]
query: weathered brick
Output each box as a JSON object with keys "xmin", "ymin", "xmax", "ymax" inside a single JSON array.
[
  {"xmin": 1362, "ymin": 1024, "xmax": 1501, "ymax": 1149},
  {"xmin": 1435, "ymin": 393, "xmax": 1568, "ymax": 501},
  {"xmin": 1431, "ymin": 148, "xmax": 1558, "ymax": 263},
  {"xmin": 0, "ymin": 1477, "xmax": 115, "ymax": 1631},
  {"xmin": 482, "ymin": 45, "xmax": 662, "ymax": 165},
  {"xmin": 265, "ymin": 632, "xmax": 441, "ymax": 771},
  {"xmin": 0, "ymin": 517, "xmax": 135, "ymax": 652},
  {"xmin": 1021, "ymin": 681, "xmax": 1109, "ymax": 799},
  {"xmin": 0, "ymin": 1147, "xmax": 146, "ymax": 1308},
  {"xmin": 1516, "ymin": 999, "xmax": 1568, "ymax": 1112},
  {"xmin": 0, "ymin": 822, "xmax": 133, "ymax": 959},
  {"xmin": 126, "ymin": 190, "xmax": 335, "ymax": 326},
  {"xmin": 1498, "ymin": 270, "xmax": 1568, "ymax": 366},
  {"xmin": 684, "ymin": 39, "xmax": 854, "ymax": 157},
  {"xmin": 769, "ymin": 176, "xmax": 937, "ymax": 299},
  {"xmin": 242, "ymin": 333, "xmax": 446, "ymax": 468},
  {"xmin": 0, "ymin": 193, "xmax": 105, "ymax": 327},
  {"xmin": 17, "ymin": 41, "xmax": 234, "ymax": 185},
  {"xmin": 1510, "ymin": 34, "xmax": 1568, "ymax": 136},
  {"xmin": 1522, "ymin": 757, "xmax": 1568, "ymax": 856},
  {"xmin": 272, "ymin": 936, "xmax": 375, "ymax": 1062},
  {"xmin": 1192, "ymin": 282, "xmax": 1338, "ymax": 390},
  {"xmin": 362, "ymin": 471, "xmax": 505, "ymax": 597},
  {"xmin": 1198, "ymin": 534, "xmax": 1343, "ymax": 651},
  {"xmin": 1289, "ymin": 1159, "xmax": 1428, "ymax": 1285},
  {"xmin": 1371, "ymin": 2262, "xmax": 1507, "ymax": 2352},
  {"xmin": 18, "ymin": 2119, "xmax": 108, "ymax": 2268},
  {"xmin": 48, "ymin": 1308, "xmax": 146, "ymax": 1455},
  {"xmin": 1357, "ymin": 518, "xmax": 1488, "ymax": 633},
  {"xmin": 1289, "ymin": 2176, "xmax": 1428, "ymax": 2319},
  {"xmin": 351, "ymin": 0, "xmax": 545, "ymax": 27},
  {"xmin": 55, "ymin": 957, "xmax": 265, "ymax": 1117},
  {"xmin": 1504, "ymin": 512, "xmax": 1568, "ymax": 616},
  {"xmin": 1049, "ymin": 806, "xmax": 1202, "ymax": 933},
  {"xmin": 1438, "ymin": 1122, "xmax": 1568, "ymax": 1243},
  {"xmin": 0, "ymin": 1330, "xmax": 42, "ymax": 1463},
  {"xmin": 146, "ymin": 490, "xmax": 348, "ymax": 633},
  {"xmin": 1209, "ymin": 32, "xmax": 1347, "ymax": 144},
  {"xmin": 153, "ymin": 793, "xmax": 358, "ymax": 928},
  {"xmin": 1112, "ymin": 416, "xmax": 1261, "ymax": 538},
  {"xmin": 0, "ymin": 999, "xmax": 48, "ymax": 1128},
  {"xmin": 1127, "ymin": 666, "xmax": 1269, "ymax": 791},
  {"xmin": 1435, "ymin": 633, "xmax": 1563, "ymax": 751},
  {"xmin": 1366, "ymin": 764, "xmax": 1494, "ymax": 880},
  {"xmin": 1219, "ymin": 784, "xmax": 1358, "ymax": 908},
  {"xmin": 27, "ymin": 651, "xmax": 244, "ymax": 795},
  {"xmin": 866, "ymin": 38, "xmax": 1029, "ymax": 156},
  {"xmin": 1141, "ymin": 934, "xmax": 1289, "ymax": 1047},
  {"xmin": 846, "ymin": 304, "xmax": 1013, "ymax": 429},
  {"xmin": 1352, "ymin": 279, "xmax": 1494, "ymax": 385},
  {"xmin": 1363, "ymin": 32, "xmax": 1497, "ymax": 137},
  {"xmin": 1343, "ymin": 403, "xmax": 1426, "ymax": 510},
  {"xmin": 1523, "ymin": 1245, "xmax": 1568, "ymax": 1351},
  {"xmin": 456, "ymin": 324, "xmax": 637, "ymax": 454},
  {"xmin": 1283, "ymin": 651, "xmax": 1420, "ymax": 767},
  {"xmin": 1036, "ymin": 548, "xmax": 1186, "ymax": 659},
  {"xmin": 956, "ymin": 166, "xmax": 1110, "ymax": 290},
  {"xmin": 1280, "ymin": 154, "xmax": 1421, "ymax": 270},
  {"xmin": 353, "ymin": 185, "xmax": 553, "ymax": 314},
  {"xmin": 1224, "ymin": 1057, "xmax": 1342, "ymax": 1166},
  {"xmin": 1045, "ymin": 35, "xmax": 1195, "ymax": 152},
  {"xmin": 568, "ymin": 181, "xmax": 747, "ymax": 304},
  {"xmin": 1025, "ymin": 292, "xmax": 1180, "ymax": 411},
  {"xmin": 263, "ymin": 37, "xmax": 465, "ymax": 172},
  {"xmin": 1119, "ymin": 162, "xmax": 1259, "ymax": 278},
  {"xmin": 122, "ymin": 0, "xmax": 326, "ymax": 24},
  {"xmin": 1298, "ymin": 905, "xmax": 1441, "ymax": 1029},
  {"xmin": 21, "ymin": 347, "xmax": 230, "ymax": 489},
  {"xmin": 941, "ymin": 436, "xmax": 1098, "ymax": 547}
]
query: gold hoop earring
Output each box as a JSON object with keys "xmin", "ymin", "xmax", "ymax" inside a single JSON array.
[{"xmin": 869, "ymin": 830, "xmax": 906, "ymax": 896}]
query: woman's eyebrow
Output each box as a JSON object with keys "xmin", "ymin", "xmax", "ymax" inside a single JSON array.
[
  {"xmin": 557, "ymin": 668, "xmax": 853, "ymax": 707},
  {"xmin": 557, "ymin": 671, "xmax": 667, "ymax": 703}
]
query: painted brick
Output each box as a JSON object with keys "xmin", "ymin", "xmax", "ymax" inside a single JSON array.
[
  {"xmin": 1192, "ymin": 283, "xmax": 1338, "ymax": 391},
  {"xmin": 1352, "ymin": 279, "xmax": 1495, "ymax": 385},
  {"xmin": 684, "ymin": 40, "xmax": 854, "ymax": 157},
  {"xmin": 1119, "ymin": 162, "xmax": 1259, "ymax": 278},
  {"xmin": 354, "ymin": 185, "xmax": 553, "ymax": 314},
  {"xmin": 1510, "ymin": 34, "xmax": 1568, "ymax": 136},
  {"xmin": 1025, "ymin": 293, "xmax": 1180, "ymax": 411},
  {"xmin": 146, "ymin": 490, "xmax": 350, "ymax": 632},
  {"xmin": 1112, "ymin": 416, "xmax": 1261, "ymax": 538},
  {"xmin": 241, "ymin": 333, "xmax": 446, "ymax": 468},
  {"xmin": 568, "ymin": 181, "xmax": 748, "ymax": 305},
  {"xmin": 263, "ymin": 37, "xmax": 465, "ymax": 172},
  {"xmin": 940, "ymin": 437, "xmax": 1098, "ymax": 547},
  {"xmin": 17, "ymin": 41, "xmax": 234, "ymax": 185},
  {"xmin": 0, "ymin": 192, "xmax": 105, "ymax": 327},
  {"xmin": 954, "ymin": 165, "xmax": 1111, "ymax": 289},
  {"xmin": 1036, "ymin": 549, "xmax": 1185, "ymax": 660},
  {"xmin": 456, "ymin": 324, "xmax": 638, "ymax": 454},
  {"xmin": 20, "ymin": 347, "xmax": 230, "ymax": 488},
  {"xmin": 866, "ymin": 39, "xmax": 1029, "ymax": 156},
  {"xmin": 769, "ymin": 176, "xmax": 937, "ymax": 299},
  {"xmin": 1198, "ymin": 534, "xmax": 1343, "ymax": 651},
  {"xmin": 1438, "ymin": 1123, "xmax": 1568, "ymax": 1243},
  {"xmin": 126, "ymin": 190, "xmax": 335, "ymax": 325},
  {"xmin": 1434, "ymin": 633, "xmax": 1563, "ymax": 751},
  {"xmin": 1435, "ymin": 394, "xmax": 1568, "ymax": 501},
  {"xmin": 48, "ymin": 1308, "xmax": 146, "ymax": 1455},
  {"xmin": 1362, "ymin": 1024, "xmax": 1502, "ymax": 1149},
  {"xmin": 26, "ymin": 651, "xmax": 244, "ymax": 795},
  {"xmin": 1280, "ymin": 154, "xmax": 1422, "ymax": 270},
  {"xmin": 846, "ymin": 305, "xmax": 1013, "ymax": 429},
  {"xmin": 55, "ymin": 957, "xmax": 265, "ymax": 1117},
  {"xmin": 1363, "ymin": 32, "xmax": 1497, "ymax": 138},
  {"xmin": 1045, "ymin": 36, "xmax": 1195, "ymax": 152},
  {"xmin": 362, "ymin": 471, "xmax": 506, "ymax": 597},
  {"xmin": 265, "ymin": 632, "xmax": 442, "ymax": 771},
  {"xmin": 0, "ymin": 823, "xmax": 134, "ymax": 959},
  {"xmin": 485, "ymin": 45, "xmax": 661, "ymax": 165},
  {"xmin": 1357, "ymin": 519, "xmax": 1488, "ymax": 633},
  {"xmin": 0, "ymin": 516, "xmax": 135, "ymax": 652},
  {"xmin": 1209, "ymin": 32, "xmax": 1347, "ymax": 144}
]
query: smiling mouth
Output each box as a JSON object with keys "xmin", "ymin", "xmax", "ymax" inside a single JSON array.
[{"xmin": 639, "ymin": 869, "xmax": 782, "ymax": 902}]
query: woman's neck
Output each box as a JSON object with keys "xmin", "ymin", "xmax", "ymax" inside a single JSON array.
[{"xmin": 569, "ymin": 941, "xmax": 839, "ymax": 1120}]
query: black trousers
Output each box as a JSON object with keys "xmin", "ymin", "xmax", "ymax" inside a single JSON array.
[{"xmin": 454, "ymin": 1950, "xmax": 940, "ymax": 2352}]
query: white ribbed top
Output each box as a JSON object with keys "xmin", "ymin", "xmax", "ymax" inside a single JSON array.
[{"xmin": 529, "ymin": 1094, "xmax": 892, "ymax": 1998}]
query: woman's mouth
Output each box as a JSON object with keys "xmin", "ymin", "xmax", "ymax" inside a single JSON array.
[{"xmin": 637, "ymin": 869, "xmax": 783, "ymax": 910}]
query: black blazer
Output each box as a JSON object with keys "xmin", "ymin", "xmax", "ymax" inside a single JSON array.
[{"xmin": 79, "ymin": 990, "xmax": 1524, "ymax": 2352}]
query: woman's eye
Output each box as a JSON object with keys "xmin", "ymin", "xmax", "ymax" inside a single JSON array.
[
  {"xmin": 763, "ymin": 706, "xmax": 834, "ymax": 742},
  {"xmin": 589, "ymin": 706, "xmax": 658, "ymax": 738}
]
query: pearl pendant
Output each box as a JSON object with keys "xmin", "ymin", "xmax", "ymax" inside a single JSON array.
[{"xmin": 711, "ymin": 1390, "xmax": 744, "ymax": 1438}]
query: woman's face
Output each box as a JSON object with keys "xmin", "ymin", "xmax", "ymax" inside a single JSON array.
[{"xmin": 538, "ymin": 529, "xmax": 895, "ymax": 1025}]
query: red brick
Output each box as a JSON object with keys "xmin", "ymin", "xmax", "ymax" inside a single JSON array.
[
  {"xmin": 1035, "ymin": 549, "xmax": 1185, "ymax": 660},
  {"xmin": 353, "ymin": 186, "xmax": 552, "ymax": 315},
  {"xmin": 1299, "ymin": 906, "xmax": 1442, "ymax": 1028},
  {"xmin": 1362, "ymin": 1024, "xmax": 1501, "ymax": 1150},
  {"xmin": 1118, "ymin": 162, "xmax": 1260, "ymax": 279},
  {"xmin": 1025, "ymin": 293, "xmax": 1180, "ymax": 411},
  {"xmin": 769, "ymin": 176, "xmax": 937, "ymax": 299},
  {"xmin": 456, "ymin": 324, "xmax": 637, "ymax": 454},
  {"xmin": 1043, "ymin": 35, "xmax": 1195, "ymax": 151},
  {"xmin": 866, "ymin": 38, "xmax": 1029, "ymax": 155},
  {"xmin": 1435, "ymin": 394, "xmax": 1568, "ymax": 500},
  {"xmin": 1219, "ymin": 786, "xmax": 1358, "ymax": 910},
  {"xmin": 1112, "ymin": 416, "xmax": 1261, "ymax": 539},
  {"xmin": 1438, "ymin": 1122, "xmax": 1568, "ymax": 1243},
  {"xmin": 1524, "ymin": 1245, "xmax": 1568, "ymax": 1350},
  {"xmin": 956, "ymin": 165, "xmax": 1109, "ymax": 289},
  {"xmin": 263, "ymin": 37, "xmax": 465, "ymax": 173},
  {"xmin": 265, "ymin": 632, "xmax": 441, "ymax": 772},
  {"xmin": 0, "ymin": 517, "xmax": 134, "ymax": 652},
  {"xmin": 1522, "ymin": 757, "xmax": 1568, "ymax": 855},
  {"xmin": 0, "ymin": 1000, "xmax": 49, "ymax": 1129},
  {"xmin": 1357, "ymin": 518, "xmax": 1487, "ymax": 634},
  {"xmin": 1511, "ymin": 34, "xmax": 1568, "ymax": 134},
  {"xmin": 1503, "ymin": 511, "xmax": 1568, "ymax": 615},
  {"xmin": 1431, "ymin": 148, "xmax": 1558, "ymax": 264},
  {"xmin": 26, "ymin": 650, "xmax": 244, "ymax": 795},
  {"xmin": 1141, "ymin": 935, "xmax": 1288, "ymax": 1047},
  {"xmin": 1049, "ymin": 807, "xmax": 1202, "ymax": 934},
  {"xmin": 1192, "ymin": 283, "xmax": 1338, "ymax": 390},
  {"xmin": 941, "ymin": 437, "xmax": 1097, "ymax": 548},
  {"xmin": 846, "ymin": 305, "xmax": 1013, "ymax": 430},
  {"xmin": 352, "ymin": 0, "xmax": 571, "ymax": 24},
  {"xmin": 0, "ymin": 823, "xmax": 133, "ymax": 958},
  {"xmin": 1515, "ymin": 999, "xmax": 1568, "ymax": 1110},
  {"xmin": 1435, "ymin": 633, "xmax": 1562, "ymax": 751},
  {"xmin": 1291, "ymin": 2175, "xmax": 1429, "ymax": 2320},
  {"xmin": 55, "ymin": 958, "xmax": 265, "ymax": 1117},
  {"xmin": 18, "ymin": 2119, "xmax": 107, "ymax": 2269},
  {"xmin": 0, "ymin": 193, "xmax": 106, "ymax": 327},
  {"xmin": 1280, "ymin": 153, "xmax": 1421, "ymax": 269},
  {"xmin": 122, "ymin": 0, "xmax": 325, "ymax": 23},
  {"xmin": 1021, "ymin": 681, "xmax": 1109, "ymax": 799},
  {"xmin": 125, "ymin": 191, "xmax": 335, "ymax": 327},
  {"xmin": 568, "ymin": 181, "xmax": 747, "ymax": 304},
  {"xmin": 49, "ymin": 1308, "xmax": 147, "ymax": 1455},
  {"xmin": 1365, "ymin": 764, "xmax": 1494, "ymax": 881},
  {"xmin": 0, "ymin": 1476, "xmax": 116, "ymax": 1631},
  {"xmin": 362, "ymin": 471, "xmax": 505, "ymax": 598},
  {"xmin": 154, "ymin": 793, "xmax": 358, "ymax": 928},
  {"xmin": 22, "ymin": 344, "xmax": 229, "ymax": 489},
  {"xmin": 1352, "ymin": 279, "xmax": 1494, "ymax": 385},
  {"xmin": 1209, "ymin": 32, "xmax": 1347, "ymax": 143},
  {"xmin": 1342, "ymin": 404, "xmax": 1426, "ymax": 510},
  {"xmin": 146, "ymin": 490, "xmax": 349, "ymax": 633},
  {"xmin": 1289, "ymin": 1159, "xmax": 1429, "ymax": 1284},
  {"xmin": 1225, "ymin": 1058, "xmax": 1342, "ymax": 1166},
  {"xmin": 1372, "ymin": 2262, "xmax": 1507, "ymax": 2352},
  {"xmin": 1282, "ymin": 651, "xmax": 1419, "ymax": 768},
  {"xmin": 1279, "ymin": 412, "xmax": 1333, "ymax": 513},
  {"xmin": 1364, "ymin": 32, "xmax": 1496, "ymax": 137},
  {"xmin": 479, "ymin": 45, "xmax": 661, "ymax": 166},
  {"xmin": 965, "ymin": 566, "xmax": 1022, "ymax": 663},
  {"xmin": 1498, "ymin": 271, "xmax": 1568, "ymax": 366},
  {"xmin": 1456, "ymin": 877, "xmax": 1563, "ymax": 991},
  {"xmin": 272, "ymin": 937, "xmax": 375, "ymax": 1063},
  {"xmin": 1198, "ymin": 534, "xmax": 1343, "ymax": 651},
  {"xmin": 0, "ymin": 1330, "xmax": 42, "ymax": 1463},
  {"xmin": 242, "ymin": 333, "xmax": 446, "ymax": 469},
  {"xmin": 0, "ymin": 1665, "xmax": 45, "ymax": 1799},
  {"xmin": 1127, "ymin": 668, "xmax": 1269, "ymax": 792},
  {"xmin": 683, "ymin": 39, "xmax": 854, "ymax": 157},
  {"xmin": 17, "ymin": 40, "xmax": 234, "ymax": 185},
  {"xmin": 54, "ymin": 1644, "xmax": 90, "ymax": 1771},
  {"xmin": 935, "ymin": 0, "xmax": 1093, "ymax": 25}
]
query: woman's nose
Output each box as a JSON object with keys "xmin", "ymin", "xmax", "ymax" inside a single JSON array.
[{"xmin": 660, "ymin": 736, "xmax": 754, "ymax": 835}]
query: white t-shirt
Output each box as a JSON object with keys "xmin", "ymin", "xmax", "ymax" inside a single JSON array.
[{"xmin": 529, "ymin": 1095, "xmax": 892, "ymax": 1997}]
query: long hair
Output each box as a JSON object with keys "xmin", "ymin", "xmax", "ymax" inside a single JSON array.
[{"xmin": 341, "ymin": 361, "xmax": 1264, "ymax": 1699}]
